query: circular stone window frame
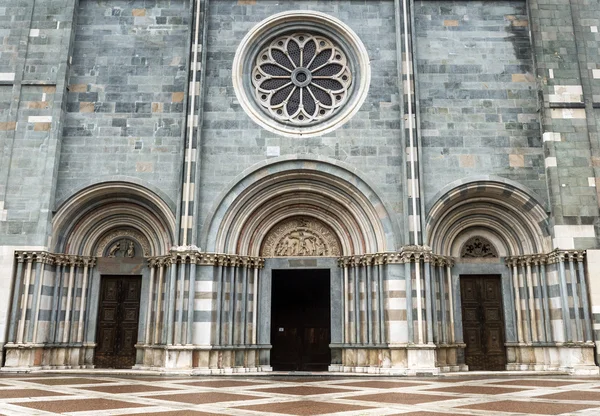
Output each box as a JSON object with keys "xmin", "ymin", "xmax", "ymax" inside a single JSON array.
[{"xmin": 232, "ymin": 10, "xmax": 371, "ymax": 138}]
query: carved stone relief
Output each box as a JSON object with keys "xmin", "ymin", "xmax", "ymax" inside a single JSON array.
[
  {"xmin": 260, "ymin": 217, "xmax": 341, "ymax": 257},
  {"xmin": 460, "ymin": 236, "xmax": 498, "ymax": 258},
  {"xmin": 105, "ymin": 239, "xmax": 137, "ymax": 258},
  {"xmin": 96, "ymin": 229, "xmax": 150, "ymax": 257}
]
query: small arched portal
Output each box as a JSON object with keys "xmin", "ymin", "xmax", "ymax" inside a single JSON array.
[
  {"xmin": 426, "ymin": 179, "xmax": 551, "ymax": 371},
  {"xmin": 50, "ymin": 182, "xmax": 175, "ymax": 369},
  {"xmin": 202, "ymin": 158, "xmax": 397, "ymax": 371}
]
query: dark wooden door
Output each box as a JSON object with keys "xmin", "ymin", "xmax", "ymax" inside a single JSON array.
[
  {"xmin": 271, "ymin": 269, "xmax": 331, "ymax": 371},
  {"xmin": 460, "ymin": 275, "xmax": 507, "ymax": 371},
  {"xmin": 94, "ymin": 276, "xmax": 142, "ymax": 369}
]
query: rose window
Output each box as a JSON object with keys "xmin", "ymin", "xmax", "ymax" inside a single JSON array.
[{"xmin": 252, "ymin": 33, "xmax": 352, "ymax": 125}]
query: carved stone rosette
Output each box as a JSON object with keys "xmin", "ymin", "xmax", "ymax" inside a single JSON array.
[
  {"xmin": 460, "ymin": 236, "xmax": 498, "ymax": 258},
  {"xmin": 260, "ymin": 217, "xmax": 341, "ymax": 257}
]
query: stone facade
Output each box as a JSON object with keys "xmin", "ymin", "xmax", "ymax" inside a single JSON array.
[{"xmin": 1, "ymin": 0, "xmax": 600, "ymax": 375}]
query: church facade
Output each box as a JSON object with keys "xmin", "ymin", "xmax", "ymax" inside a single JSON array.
[{"xmin": 1, "ymin": 0, "xmax": 600, "ymax": 374}]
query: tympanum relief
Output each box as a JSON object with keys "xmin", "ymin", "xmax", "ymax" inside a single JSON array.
[
  {"xmin": 260, "ymin": 217, "xmax": 341, "ymax": 257},
  {"xmin": 96, "ymin": 229, "xmax": 150, "ymax": 257},
  {"xmin": 105, "ymin": 239, "xmax": 137, "ymax": 258}
]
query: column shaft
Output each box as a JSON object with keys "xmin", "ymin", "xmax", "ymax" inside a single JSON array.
[
  {"xmin": 187, "ymin": 262, "xmax": 197, "ymax": 344},
  {"xmin": 424, "ymin": 259, "xmax": 433, "ymax": 344},
  {"xmin": 29, "ymin": 260, "xmax": 44, "ymax": 343},
  {"xmin": 568, "ymin": 257, "xmax": 582, "ymax": 341},
  {"xmin": 557, "ymin": 258, "xmax": 572, "ymax": 341},
  {"xmin": 8, "ymin": 259, "xmax": 24, "ymax": 343},
  {"xmin": 17, "ymin": 259, "xmax": 33, "ymax": 344},
  {"xmin": 446, "ymin": 264, "xmax": 455, "ymax": 343}
]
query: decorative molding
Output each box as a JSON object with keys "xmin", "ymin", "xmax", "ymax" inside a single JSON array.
[
  {"xmin": 260, "ymin": 217, "xmax": 341, "ymax": 257},
  {"xmin": 337, "ymin": 246, "xmax": 454, "ymax": 268},
  {"xmin": 14, "ymin": 251, "xmax": 96, "ymax": 267},
  {"xmin": 147, "ymin": 250, "xmax": 264, "ymax": 269},
  {"xmin": 426, "ymin": 180, "xmax": 551, "ymax": 256},
  {"xmin": 505, "ymin": 249, "xmax": 586, "ymax": 266}
]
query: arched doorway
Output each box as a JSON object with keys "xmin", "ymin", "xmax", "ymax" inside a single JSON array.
[
  {"xmin": 202, "ymin": 158, "xmax": 397, "ymax": 371},
  {"xmin": 52, "ymin": 182, "xmax": 175, "ymax": 369},
  {"xmin": 427, "ymin": 179, "xmax": 551, "ymax": 371}
]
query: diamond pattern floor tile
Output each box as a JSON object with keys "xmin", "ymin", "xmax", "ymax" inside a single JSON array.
[
  {"xmin": 145, "ymin": 391, "xmax": 262, "ymax": 405},
  {"xmin": 0, "ymin": 389, "xmax": 69, "ymax": 399},
  {"xmin": 2, "ymin": 373, "xmax": 600, "ymax": 416},
  {"xmin": 14, "ymin": 398, "xmax": 149, "ymax": 413},
  {"xmin": 253, "ymin": 386, "xmax": 354, "ymax": 395},
  {"xmin": 459, "ymin": 399, "xmax": 597, "ymax": 415},
  {"xmin": 427, "ymin": 385, "xmax": 529, "ymax": 395},
  {"xmin": 349, "ymin": 392, "xmax": 455, "ymax": 404},
  {"xmin": 236, "ymin": 400, "xmax": 375, "ymax": 415}
]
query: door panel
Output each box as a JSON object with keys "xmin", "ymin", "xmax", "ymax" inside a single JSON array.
[
  {"xmin": 271, "ymin": 269, "xmax": 331, "ymax": 371},
  {"xmin": 460, "ymin": 275, "xmax": 507, "ymax": 371},
  {"xmin": 94, "ymin": 276, "xmax": 142, "ymax": 369}
]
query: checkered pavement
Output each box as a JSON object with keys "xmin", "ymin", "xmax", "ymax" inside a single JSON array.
[{"xmin": 1, "ymin": 374, "xmax": 600, "ymax": 415}]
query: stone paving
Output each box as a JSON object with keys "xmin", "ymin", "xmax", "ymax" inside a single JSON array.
[{"xmin": 0, "ymin": 373, "xmax": 600, "ymax": 415}]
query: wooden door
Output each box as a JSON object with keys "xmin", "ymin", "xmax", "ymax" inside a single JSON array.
[
  {"xmin": 271, "ymin": 269, "xmax": 331, "ymax": 371},
  {"xmin": 94, "ymin": 276, "xmax": 142, "ymax": 369},
  {"xmin": 460, "ymin": 275, "xmax": 507, "ymax": 371}
]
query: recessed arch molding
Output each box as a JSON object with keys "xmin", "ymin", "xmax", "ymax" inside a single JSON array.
[
  {"xmin": 201, "ymin": 157, "xmax": 399, "ymax": 256},
  {"xmin": 426, "ymin": 179, "xmax": 551, "ymax": 256},
  {"xmin": 52, "ymin": 181, "xmax": 176, "ymax": 256}
]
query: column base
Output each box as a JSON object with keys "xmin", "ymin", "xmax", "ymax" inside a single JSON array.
[
  {"xmin": 435, "ymin": 343, "xmax": 468, "ymax": 372},
  {"xmin": 337, "ymin": 344, "xmax": 440, "ymax": 375},
  {"xmin": 2, "ymin": 343, "xmax": 95, "ymax": 370},
  {"xmin": 506, "ymin": 343, "xmax": 599, "ymax": 375},
  {"xmin": 135, "ymin": 344, "xmax": 271, "ymax": 372}
]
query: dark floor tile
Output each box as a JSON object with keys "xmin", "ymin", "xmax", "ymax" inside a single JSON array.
[
  {"xmin": 254, "ymin": 386, "xmax": 353, "ymax": 396},
  {"xmin": 349, "ymin": 392, "xmax": 454, "ymax": 405},
  {"xmin": 0, "ymin": 389, "xmax": 68, "ymax": 399},
  {"xmin": 237, "ymin": 400, "xmax": 374, "ymax": 415},
  {"xmin": 27, "ymin": 377, "xmax": 113, "ymax": 385},
  {"xmin": 427, "ymin": 385, "xmax": 528, "ymax": 395},
  {"xmin": 335, "ymin": 380, "xmax": 427, "ymax": 389},
  {"xmin": 15, "ymin": 398, "xmax": 148, "ymax": 413},
  {"xmin": 459, "ymin": 400, "xmax": 597, "ymax": 415},
  {"xmin": 492, "ymin": 379, "xmax": 584, "ymax": 388},
  {"xmin": 146, "ymin": 392, "xmax": 261, "ymax": 405},
  {"xmin": 181, "ymin": 380, "xmax": 261, "ymax": 388},
  {"xmin": 80, "ymin": 384, "xmax": 180, "ymax": 394},
  {"xmin": 539, "ymin": 391, "xmax": 600, "ymax": 401}
]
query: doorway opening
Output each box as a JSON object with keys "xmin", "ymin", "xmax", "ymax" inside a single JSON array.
[
  {"xmin": 271, "ymin": 269, "xmax": 331, "ymax": 371},
  {"xmin": 94, "ymin": 276, "xmax": 142, "ymax": 369},
  {"xmin": 460, "ymin": 275, "xmax": 507, "ymax": 371}
]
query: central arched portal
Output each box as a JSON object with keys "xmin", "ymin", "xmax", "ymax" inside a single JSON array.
[
  {"xmin": 260, "ymin": 217, "xmax": 341, "ymax": 370},
  {"xmin": 203, "ymin": 158, "xmax": 397, "ymax": 371}
]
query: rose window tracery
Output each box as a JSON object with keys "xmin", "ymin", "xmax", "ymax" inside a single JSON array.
[{"xmin": 252, "ymin": 33, "xmax": 351, "ymax": 125}]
